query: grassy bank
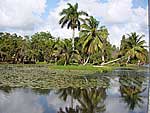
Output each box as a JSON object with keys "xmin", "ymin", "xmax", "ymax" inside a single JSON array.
[
  {"xmin": 49, "ymin": 65, "xmax": 113, "ymax": 73},
  {"xmin": 0, "ymin": 64, "xmax": 113, "ymax": 89}
]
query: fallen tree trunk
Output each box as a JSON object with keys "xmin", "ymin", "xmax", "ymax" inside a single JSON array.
[{"xmin": 101, "ymin": 56, "xmax": 126, "ymax": 66}]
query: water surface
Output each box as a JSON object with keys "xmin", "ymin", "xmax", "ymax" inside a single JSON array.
[{"xmin": 0, "ymin": 69, "xmax": 149, "ymax": 113}]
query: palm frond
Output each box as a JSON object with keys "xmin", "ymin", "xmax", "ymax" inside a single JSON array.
[
  {"xmin": 79, "ymin": 11, "xmax": 88, "ymax": 16},
  {"xmin": 61, "ymin": 18, "xmax": 69, "ymax": 28},
  {"xmin": 67, "ymin": 3, "xmax": 74, "ymax": 9},
  {"xmin": 59, "ymin": 16, "xmax": 66, "ymax": 24},
  {"xmin": 67, "ymin": 20, "xmax": 72, "ymax": 29}
]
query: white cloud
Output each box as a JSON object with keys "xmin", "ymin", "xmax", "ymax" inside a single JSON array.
[
  {"xmin": 102, "ymin": 0, "xmax": 133, "ymax": 24},
  {"xmin": 0, "ymin": 0, "xmax": 148, "ymax": 46},
  {"xmin": 0, "ymin": 0, "xmax": 46, "ymax": 30},
  {"xmin": 39, "ymin": 0, "xmax": 148, "ymax": 46}
]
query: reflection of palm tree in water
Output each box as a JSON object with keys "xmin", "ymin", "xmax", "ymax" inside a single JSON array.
[
  {"xmin": 57, "ymin": 87, "xmax": 107, "ymax": 113},
  {"xmin": 57, "ymin": 106, "xmax": 79, "ymax": 113},
  {"xmin": 56, "ymin": 87, "xmax": 82, "ymax": 108},
  {"xmin": 78, "ymin": 87, "xmax": 106, "ymax": 113},
  {"xmin": 119, "ymin": 72, "xmax": 146, "ymax": 110}
]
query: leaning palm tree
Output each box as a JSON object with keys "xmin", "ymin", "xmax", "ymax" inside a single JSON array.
[
  {"xmin": 59, "ymin": 3, "xmax": 88, "ymax": 51},
  {"xmin": 120, "ymin": 32, "xmax": 147, "ymax": 64},
  {"xmin": 79, "ymin": 16, "xmax": 108, "ymax": 65}
]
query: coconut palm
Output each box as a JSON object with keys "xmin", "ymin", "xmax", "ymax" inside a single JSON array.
[
  {"xmin": 59, "ymin": 3, "xmax": 88, "ymax": 51},
  {"xmin": 58, "ymin": 39, "xmax": 73, "ymax": 65},
  {"xmin": 120, "ymin": 32, "xmax": 147, "ymax": 64},
  {"xmin": 79, "ymin": 16, "xmax": 108, "ymax": 65},
  {"xmin": 55, "ymin": 38, "xmax": 81, "ymax": 65}
]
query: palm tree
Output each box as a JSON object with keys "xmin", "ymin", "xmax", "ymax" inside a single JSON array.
[
  {"xmin": 120, "ymin": 32, "xmax": 147, "ymax": 64},
  {"xmin": 79, "ymin": 16, "xmax": 108, "ymax": 65},
  {"xmin": 54, "ymin": 38, "xmax": 81, "ymax": 65},
  {"xmin": 59, "ymin": 3, "xmax": 88, "ymax": 51}
]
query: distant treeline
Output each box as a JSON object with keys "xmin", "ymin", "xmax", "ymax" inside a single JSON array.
[{"xmin": 0, "ymin": 31, "xmax": 148, "ymax": 65}]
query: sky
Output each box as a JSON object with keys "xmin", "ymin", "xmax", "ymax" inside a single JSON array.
[{"xmin": 0, "ymin": 0, "xmax": 148, "ymax": 47}]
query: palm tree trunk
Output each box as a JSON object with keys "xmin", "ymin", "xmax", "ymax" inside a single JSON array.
[
  {"xmin": 100, "ymin": 57, "xmax": 123, "ymax": 66},
  {"xmin": 126, "ymin": 56, "xmax": 130, "ymax": 64},
  {"xmin": 102, "ymin": 55, "xmax": 105, "ymax": 63},
  {"xmin": 64, "ymin": 61, "xmax": 67, "ymax": 66},
  {"xmin": 83, "ymin": 56, "xmax": 90, "ymax": 65},
  {"xmin": 71, "ymin": 96, "xmax": 73, "ymax": 108},
  {"xmin": 72, "ymin": 29, "xmax": 75, "ymax": 51},
  {"xmin": 100, "ymin": 48, "xmax": 105, "ymax": 65}
]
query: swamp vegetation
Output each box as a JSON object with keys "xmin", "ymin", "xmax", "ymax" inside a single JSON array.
[{"xmin": 0, "ymin": 64, "xmax": 112, "ymax": 89}]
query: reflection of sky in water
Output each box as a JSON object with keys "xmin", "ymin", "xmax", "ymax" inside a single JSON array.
[
  {"xmin": 107, "ymin": 76, "xmax": 148, "ymax": 97},
  {"xmin": 0, "ymin": 87, "xmax": 148, "ymax": 113},
  {"xmin": 105, "ymin": 97, "xmax": 147, "ymax": 113},
  {"xmin": 39, "ymin": 92, "xmax": 71, "ymax": 113},
  {"xmin": 107, "ymin": 77, "xmax": 120, "ymax": 96},
  {"xmin": 0, "ymin": 89, "xmax": 44, "ymax": 113},
  {"xmin": 0, "ymin": 73, "xmax": 148, "ymax": 113},
  {"xmin": 0, "ymin": 89, "xmax": 71, "ymax": 113}
]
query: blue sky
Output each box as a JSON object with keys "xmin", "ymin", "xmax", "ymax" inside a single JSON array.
[
  {"xmin": 42, "ymin": 0, "xmax": 59, "ymax": 18},
  {"xmin": 0, "ymin": 0, "xmax": 148, "ymax": 46},
  {"xmin": 43, "ymin": 0, "xmax": 148, "ymax": 18},
  {"xmin": 132, "ymin": 0, "xmax": 147, "ymax": 8}
]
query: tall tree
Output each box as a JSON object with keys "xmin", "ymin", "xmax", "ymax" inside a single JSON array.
[
  {"xmin": 59, "ymin": 3, "xmax": 88, "ymax": 51},
  {"xmin": 79, "ymin": 16, "xmax": 108, "ymax": 65}
]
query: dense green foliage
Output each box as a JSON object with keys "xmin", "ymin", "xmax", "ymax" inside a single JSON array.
[
  {"xmin": 0, "ymin": 31, "xmax": 118, "ymax": 65},
  {"xmin": 119, "ymin": 32, "xmax": 148, "ymax": 64}
]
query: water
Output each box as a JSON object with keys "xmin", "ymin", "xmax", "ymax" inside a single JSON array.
[{"xmin": 0, "ymin": 69, "xmax": 149, "ymax": 113}]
